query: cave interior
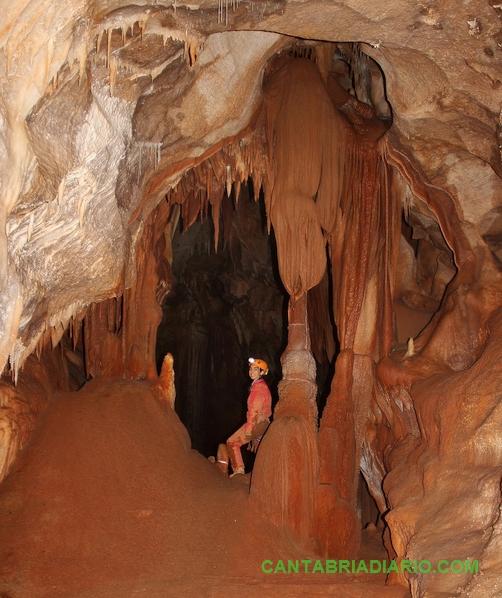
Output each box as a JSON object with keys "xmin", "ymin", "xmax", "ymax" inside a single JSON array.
[{"xmin": 1, "ymin": 1, "xmax": 502, "ymax": 597}]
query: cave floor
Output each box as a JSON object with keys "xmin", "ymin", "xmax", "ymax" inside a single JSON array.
[{"xmin": 0, "ymin": 377, "xmax": 409, "ymax": 598}]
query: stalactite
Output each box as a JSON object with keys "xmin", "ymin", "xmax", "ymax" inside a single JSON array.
[
  {"xmin": 262, "ymin": 57, "xmax": 330, "ymax": 299},
  {"xmin": 209, "ymin": 152, "xmax": 226, "ymax": 184},
  {"xmin": 106, "ymin": 28, "xmax": 112, "ymax": 68},
  {"xmin": 205, "ymin": 163, "xmax": 213, "ymax": 199},
  {"xmin": 157, "ymin": 127, "xmax": 270, "ymax": 259},
  {"xmin": 221, "ymin": 191, "xmax": 233, "ymax": 248},
  {"xmin": 133, "ymin": 107, "xmax": 269, "ymax": 226},
  {"xmin": 82, "ymin": 200, "xmax": 172, "ymax": 380},
  {"xmin": 109, "ymin": 55, "xmax": 117, "ymax": 96},
  {"xmin": 193, "ymin": 161, "xmax": 207, "ymax": 193},
  {"xmin": 137, "ymin": 141, "xmax": 163, "ymax": 183},
  {"xmin": 210, "ymin": 188, "xmax": 223, "ymax": 252},
  {"xmin": 96, "ymin": 30, "xmax": 104, "ymax": 57},
  {"xmin": 233, "ymin": 178, "xmax": 241, "ymax": 206},
  {"xmin": 180, "ymin": 190, "xmax": 199, "ymax": 231}
]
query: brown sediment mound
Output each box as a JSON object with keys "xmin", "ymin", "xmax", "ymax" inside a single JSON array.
[
  {"xmin": 0, "ymin": 377, "xmax": 405, "ymax": 598},
  {"xmin": 0, "ymin": 377, "xmax": 291, "ymax": 597}
]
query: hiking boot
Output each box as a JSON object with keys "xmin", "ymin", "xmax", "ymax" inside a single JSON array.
[{"xmin": 229, "ymin": 467, "xmax": 245, "ymax": 478}]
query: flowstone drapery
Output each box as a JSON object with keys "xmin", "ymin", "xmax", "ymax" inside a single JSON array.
[{"xmin": 251, "ymin": 56, "xmax": 399, "ymax": 556}]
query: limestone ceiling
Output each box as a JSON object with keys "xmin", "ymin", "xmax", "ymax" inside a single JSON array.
[{"xmin": 1, "ymin": 0, "xmax": 501, "ymax": 375}]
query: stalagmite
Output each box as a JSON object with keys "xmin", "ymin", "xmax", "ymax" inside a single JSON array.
[
  {"xmin": 252, "ymin": 294, "xmax": 319, "ymax": 550},
  {"xmin": 153, "ymin": 352, "xmax": 176, "ymax": 409},
  {"xmin": 315, "ymin": 349, "xmax": 359, "ymax": 556},
  {"xmin": 404, "ymin": 337, "xmax": 414, "ymax": 358}
]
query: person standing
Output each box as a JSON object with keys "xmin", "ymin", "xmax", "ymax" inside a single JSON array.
[{"xmin": 226, "ymin": 358, "xmax": 272, "ymax": 477}]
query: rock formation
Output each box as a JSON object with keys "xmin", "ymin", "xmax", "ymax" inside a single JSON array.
[{"xmin": 1, "ymin": 1, "xmax": 502, "ymax": 596}]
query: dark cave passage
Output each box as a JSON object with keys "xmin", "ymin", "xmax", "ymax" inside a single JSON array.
[
  {"xmin": 154, "ymin": 186, "xmax": 345, "ymax": 458},
  {"xmin": 155, "ymin": 183, "xmax": 291, "ymax": 457}
]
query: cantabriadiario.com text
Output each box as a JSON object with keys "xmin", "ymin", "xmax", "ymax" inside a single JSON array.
[{"xmin": 261, "ymin": 559, "xmax": 479, "ymax": 575}]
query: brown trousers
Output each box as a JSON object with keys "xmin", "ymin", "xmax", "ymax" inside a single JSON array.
[{"xmin": 226, "ymin": 420, "xmax": 269, "ymax": 471}]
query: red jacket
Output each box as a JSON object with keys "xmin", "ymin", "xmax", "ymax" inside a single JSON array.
[{"xmin": 244, "ymin": 378, "xmax": 272, "ymax": 434}]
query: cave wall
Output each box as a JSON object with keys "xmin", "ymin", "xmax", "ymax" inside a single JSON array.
[
  {"xmin": 2, "ymin": 1, "xmax": 501, "ymax": 374},
  {"xmin": 1, "ymin": 2, "xmax": 502, "ymax": 597}
]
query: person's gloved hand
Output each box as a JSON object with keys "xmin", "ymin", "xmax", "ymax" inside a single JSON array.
[{"xmin": 247, "ymin": 438, "xmax": 261, "ymax": 453}]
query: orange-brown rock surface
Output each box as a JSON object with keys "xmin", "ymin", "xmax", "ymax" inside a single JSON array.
[
  {"xmin": 0, "ymin": 1, "xmax": 502, "ymax": 597},
  {"xmin": 0, "ymin": 376, "xmax": 413, "ymax": 597}
]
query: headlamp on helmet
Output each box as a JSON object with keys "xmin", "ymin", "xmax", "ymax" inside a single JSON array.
[{"xmin": 248, "ymin": 357, "xmax": 269, "ymax": 375}]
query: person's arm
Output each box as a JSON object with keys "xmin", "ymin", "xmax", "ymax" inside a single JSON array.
[{"xmin": 243, "ymin": 380, "xmax": 268, "ymax": 435}]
